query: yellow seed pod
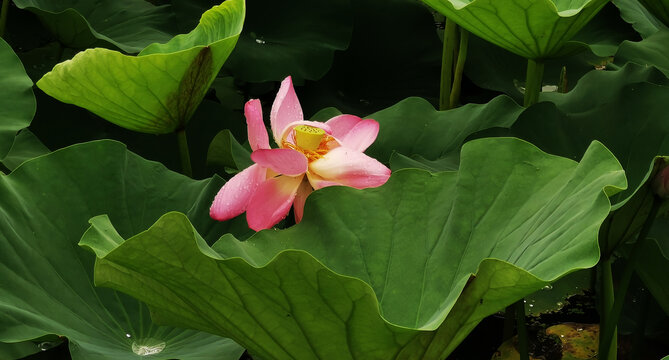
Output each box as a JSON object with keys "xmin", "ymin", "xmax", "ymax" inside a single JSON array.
[{"xmin": 294, "ymin": 125, "xmax": 325, "ymax": 151}]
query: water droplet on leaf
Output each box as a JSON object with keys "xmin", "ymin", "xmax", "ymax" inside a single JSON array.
[{"xmin": 131, "ymin": 340, "xmax": 166, "ymax": 356}]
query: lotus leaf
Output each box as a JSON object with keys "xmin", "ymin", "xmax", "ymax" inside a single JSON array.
[
  {"xmin": 485, "ymin": 63, "xmax": 669, "ymax": 204},
  {"xmin": 0, "ymin": 37, "xmax": 35, "ymax": 161},
  {"xmin": 422, "ymin": 0, "xmax": 609, "ymax": 59},
  {"xmin": 639, "ymin": 0, "xmax": 669, "ymax": 26},
  {"xmin": 1, "ymin": 129, "xmax": 49, "ymax": 171},
  {"xmin": 366, "ymin": 96, "xmax": 523, "ymax": 164},
  {"xmin": 0, "ymin": 140, "xmax": 244, "ymax": 359},
  {"xmin": 613, "ymin": 0, "xmax": 668, "ymax": 37},
  {"xmin": 36, "ymin": 0, "xmax": 244, "ymax": 134},
  {"xmin": 615, "ymin": 29, "xmax": 669, "ymax": 77},
  {"xmin": 12, "ymin": 0, "xmax": 177, "ymax": 53},
  {"xmin": 82, "ymin": 137, "xmax": 626, "ymax": 359}
]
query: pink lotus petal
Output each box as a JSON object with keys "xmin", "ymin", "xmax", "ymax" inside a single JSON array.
[
  {"xmin": 247, "ymin": 175, "xmax": 304, "ymax": 231},
  {"xmin": 245, "ymin": 99, "xmax": 270, "ymax": 151},
  {"xmin": 210, "ymin": 164, "xmax": 267, "ymax": 221},
  {"xmin": 340, "ymin": 119, "xmax": 379, "ymax": 152},
  {"xmin": 251, "ymin": 148, "xmax": 308, "ymax": 176},
  {"xmin": 278, "ymin": 120, "xmax": 333, "ymax": 146},
  {"xmin": 309, "ymin": 147, "xmax": 391, "ymax": 189},
  {"xmin": 325, "ymin": 114, "xmax": 362, "ymax": 139},
  {"xmin": 270, "ymin": 76, "xmax": 303, "ymax": 145},
  {"xmin": 293, "ymin": 180, "xmax": 313, "ymax": 224},
  {"xmin": 305, "ymin": 172, "xmax": 341, "ymax": 190}
]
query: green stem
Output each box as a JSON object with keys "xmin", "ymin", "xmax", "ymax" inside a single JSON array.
[
  {"xmin": 523, "ymin": 59, "xmax": 545, "ymax": 107},
  {"xmin": 599, "ymin": 258, "xmax": 616, "ymax": 360},
  {"xmin": 0, "ymin": 0, "xmax": 9, "ymax": 39},
  {"xmin": 439, "ymin": 19, "xmax": 457, "ymax": 111},
  {"xmin": 599, "ymin": 197, "xmax": 662, "ymax": 360},
  {"xmin": 449, "ymin": 28, "xmax": 469, "ymax": 109},
  {"xmin": 176, "ymin": 129, "xmax": 193, "ymax": 177},
  {"xmin": 514, "ymin": 300, "xmax": 530, "ymax": 360},
  {"xmin": 503, "ymin": 304, "xmax": 515, "ymax": 341}
]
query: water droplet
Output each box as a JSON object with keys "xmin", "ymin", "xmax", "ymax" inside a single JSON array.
[
  {"xmin": 560, "ymin": 334, "xmax": 565, "ymax": 338},
  {"xmin": 37, "ymin": 342, "xmax": 56, "ymax": 352},
  {"xmin": 556, "ymin": 302, "xmax": 563, "ymax": 307},
  {"xmin": 255, "ymin": 38, "xmax": 266, "ymax": 45},
  {"xmin": 131, "ymin": 340, "xmax": 166, "ymax": 356},
  {"xmin": 542, "ymin": 284, "xmax": 553, "ymax": 290},
  {"xmin": 529, "ymin": 304, "xmax": 534, "ymax": 308},
  {"xmin": 577, "ymin": 328, "xmax": 583, "ymax": 331},
  {"xmin": 523, "ymin": 299, "xmax": 527, "ymax": 303},
  {"xmin": 125, "ymin": 333, "xmax": 132, "ymax": 338}
]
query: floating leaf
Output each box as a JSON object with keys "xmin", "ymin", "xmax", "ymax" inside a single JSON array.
[
  {"xmin": 546, "ymin": 323, "xmax": 599, "ymax": 359},
  {"xmin": 422, "ymin": 0, "xmax": 609, "ymax": 59},
  {"xmin": 0, "ymin": 37, "xmax": 35, "ymax": 160},
  {"xmin": 83, "ymin": 137, "xmax": 625, "ymax": 359},
  {"xmin": 0, "ymin": 140, "xmax": 244, "ymax": 359},
  {"xmin": 12, "ymin": 0, "xmax": 177, "ymax": 53},
  {"xmin": 36, "ymin": 0, "xmax": 245, "ymax": 134}
]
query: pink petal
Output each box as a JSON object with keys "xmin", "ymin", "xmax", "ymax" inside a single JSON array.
[
  {"xmin": 251, "ymin": 148, "xmax": 308, "ymax": 176},
  {"xmin": 210, "ymin": 164, "xmax": 267, "ymax": 221},
  {"xmin": 305, "ymin": 172, "xmax": 341, "ymax": 190},
  {"xmin": 340, "ymin": 119, "xmax": 379, "ymax": 152},
  {"xmin": 325, "ymin": 114, "xmax": 362, "ymax": 139},
  {"xmin": 293, "ymin": 180, "xmax": 313, "ymax": 224},
  {"xmin": 308, "ymin": 147, "xmax": 391, "ymax": 189},
  {"xmin": 278, "ymin": 120, "xmax": 333, "ymax": 145},
  {"xmin": 245, "ymin": 99, "xmax": 270, "ymax": 151},
  {"xmin": 270, "ymin": 76, "xmax": 303, "ymax": 145},
  {"xmin": 247, "ymin": 175, "xmax": 304, "ymax": 231}
]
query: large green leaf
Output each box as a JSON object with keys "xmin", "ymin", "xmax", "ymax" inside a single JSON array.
[
  {"xmin": 613, "ymin": 0, "xmax": 668, "ymax": 37},
  {"xmin": 462, "ymin": 3, "xmax": 639, "ymax": 101},
  {"xmin": 83, "ymin": 137, "xmax": 626, "ymax": 359},
  {"xmin": 0, "ymin": 140, "xmax": 244, "ymax": 359},
  {"xmin": 0, "ymin": 37, "xmax": 35, "ymax": 161},
  {"xmin": 639, "ymin": 0, "xmax": 669, "ymax": 26},
  {"xmin": 12, "ymin": 0, "xmax": 177, "ymax": 53},
  {"xmin": 615, "ymin": 29, "xmax": 669, "ymax": 77},
  {"xmin": 36, "ymin": 0, "xmax": 245, "ymax": 134},
  {"xmin": 481, "ymin": 63, "xmax": 669, "ymax": 204},
  {"xmin": 1, "ymin": 129, "xmax": 50, "ymax": 171},
  {"xmin": 422, "ymin": 0, "xmax": 609, "ymax": 59},
  {"xmin": 366, "ymin": 95, "xmax": 523, "ymax": 168}
]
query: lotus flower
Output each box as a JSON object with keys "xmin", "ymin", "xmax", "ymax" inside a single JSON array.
[{"xmin": 210, "ymin": 76, "xmax": 391, "ymax": 230}]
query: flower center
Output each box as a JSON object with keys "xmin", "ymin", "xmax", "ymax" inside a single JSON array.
[
  {"xmin": 282, "ymin": 125, "xmax": 334, "ymax": 162},
  {"xmin": 294, "ymin": 125, "xmax": 325, "ymax": 151}
]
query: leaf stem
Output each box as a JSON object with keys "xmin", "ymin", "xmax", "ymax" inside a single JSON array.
[
  {"xmin": 177, "ymin": 129, "xmax": 193, "ymax": 177},
  {"xmin": 599, "ymin": 197, "xmax": 661, "ymax": 360},
  {"xmin": 0, "ymin": 0, "xmax": 9, "ymax": 39},
  {"xmin": 523, "ymin": 58, "xmax": 544, "ymax": 107},
  {"xmin": 449, "ymin": 28, "xmax": 469, "ymax": 109},
  {"xmin": 439, "ymin": 19, "xmax": 457, "ymax": 111},
  {"xmin": 514, "ymin": 300, "xmax": 530, "ymax": 360},
  {"xmin": 599, "ymin": 257, "xmax": 616, "ymax": 360}
]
